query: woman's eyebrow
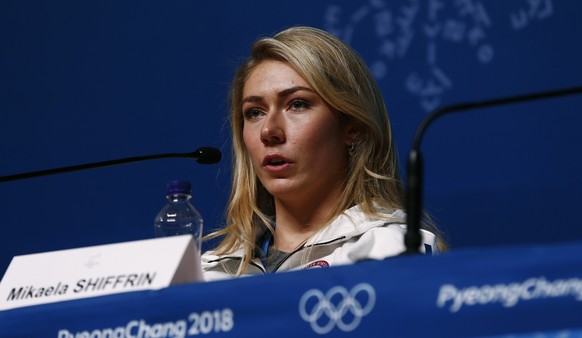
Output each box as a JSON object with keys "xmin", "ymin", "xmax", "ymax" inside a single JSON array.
[
  {"xmin": 242, "ymin": 95, "xmax": 263, "ymax": 104},
  {"xmin": 277, "ymin": 86, "xmax": 314, "ymax": 98},
  {"xmin": 242, "ymin": 86, "xmax": 315, "ymax": 104}
]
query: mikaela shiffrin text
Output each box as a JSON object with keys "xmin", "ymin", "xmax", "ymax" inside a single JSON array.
[{"xmin": 6, "ymin": 272, "xmax": 156, "ymax": 301}]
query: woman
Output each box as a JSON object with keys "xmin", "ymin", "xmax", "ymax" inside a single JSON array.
[{"xmin": 202, "ymin": 26, "xmax": 445, "ymax": 281}]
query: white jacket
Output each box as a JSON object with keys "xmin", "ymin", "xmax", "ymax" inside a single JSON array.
[{"xmin": 201, "ymin": 205, "xmax": 438, "ymax": 281}]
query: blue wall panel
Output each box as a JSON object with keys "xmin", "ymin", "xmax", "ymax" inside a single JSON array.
[{"xmin": 1, "ymin": 0, "xmax": 581, "ymax": 275}]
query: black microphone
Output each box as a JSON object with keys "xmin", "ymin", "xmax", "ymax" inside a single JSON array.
[
  {"xmin": 404, "ymin": 86, "xmax": 582, "ymax": 254},
  {"xmin": 0, "ymin": 146, "xmax": 222, "ymax": 183}
]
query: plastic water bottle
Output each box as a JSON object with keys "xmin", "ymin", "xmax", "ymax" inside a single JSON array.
[{"xmin": 154, "ymin": 180, "xmax": 203, "ymax": 254}]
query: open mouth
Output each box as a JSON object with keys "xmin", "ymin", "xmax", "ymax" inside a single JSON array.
[
  {"xmin": 268, "ymin": 158, "xmax": 286, "ymax": 166},
  {"xmin": 263, "ymin": 155, "xmax": 290, "ymax": 167}
]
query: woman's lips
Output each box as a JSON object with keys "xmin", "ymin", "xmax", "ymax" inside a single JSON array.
[{"xmin": 262, "ymin": 154, "xmax": 292, "ymax": 172}]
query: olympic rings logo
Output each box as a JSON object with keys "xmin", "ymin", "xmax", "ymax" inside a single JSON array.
[{"xmin": 298, "ymin": 283, "xmax": 376, "ymax": 334}]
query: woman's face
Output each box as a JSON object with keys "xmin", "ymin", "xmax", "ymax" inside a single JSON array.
[{"xmin": 242, "ymin": 60, "xmax": 351, "ymax": 206}]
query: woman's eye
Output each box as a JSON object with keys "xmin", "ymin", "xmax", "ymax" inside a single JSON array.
[
  {"xmin": 243, "ymin": 108, "xmax": 263, "ymax": 120},
  {"xmin": 289, "ymin": 99, "xmax": 309, "ymax": 111}
]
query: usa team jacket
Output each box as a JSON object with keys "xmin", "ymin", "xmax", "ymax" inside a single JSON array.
[{"xmin": 201, "ymin": 205, "xmax": 438, "ymax": 282}]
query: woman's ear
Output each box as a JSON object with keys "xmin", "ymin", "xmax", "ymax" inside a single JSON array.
[{"xmin": 343, "ymin": 119, "xmax": 361, "ymax": 146}]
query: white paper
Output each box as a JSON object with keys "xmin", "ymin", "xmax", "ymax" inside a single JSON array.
[{"xmin": 0, "ymin": 235, "xmax": 203, "ymax": 310}]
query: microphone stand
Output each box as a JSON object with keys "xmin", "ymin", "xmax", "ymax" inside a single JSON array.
[
  {"xmin": 404, "ymin": 86, "xmax": 582, "ymax": 254},
  {"xmin": 0, "ymin": 147, "xmax": 222, "ymax": 183}
]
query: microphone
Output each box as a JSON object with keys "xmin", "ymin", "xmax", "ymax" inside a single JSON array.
[
  {"xmin": 404, "ymin": 86, "xmax": 582, "ymax": 254},
  {"xmin": 0, "ymin": 146, "xmax": 222, "ymax": 183}
]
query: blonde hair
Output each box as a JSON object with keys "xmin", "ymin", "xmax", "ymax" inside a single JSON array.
[{"xmin": 205, "ymin": 26, "xmax": 444, "ymax": 274}]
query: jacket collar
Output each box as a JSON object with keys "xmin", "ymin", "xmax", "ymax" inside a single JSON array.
[
  {"xmin": 304, "ymin": 205, "xmax": 405, "ymax": 246},
  {"xmin": 203, "ymin": 205, "xmax": 405, "ymax": 261}
]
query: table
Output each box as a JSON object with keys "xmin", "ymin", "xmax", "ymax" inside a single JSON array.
[{"xmin": 2, "ymin": 241, "xmax": 582, "ymax": 337}]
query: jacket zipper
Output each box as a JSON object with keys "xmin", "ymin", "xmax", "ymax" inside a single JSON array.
[{"xmin": 272, "ymin": 236, "xmax": 347, "ymax": 272}]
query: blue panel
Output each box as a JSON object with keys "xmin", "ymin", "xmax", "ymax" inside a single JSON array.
[
  {"xmin": 1, "ymin": 0, "xmax": 581, "ymax": 275},
  {"xmin": 2, "ymin": 240, "xmax": 582, "ymax": 337}
]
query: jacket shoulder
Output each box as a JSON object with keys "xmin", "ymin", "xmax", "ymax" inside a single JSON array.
[{"xmin": 336, "ymin": 223, "xmax": 439, "ymax": 263}]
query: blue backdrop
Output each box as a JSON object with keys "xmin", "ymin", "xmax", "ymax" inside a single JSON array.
[{"xmin": 1, "ymin": 0, "xmax": 581, "ymax": 276}]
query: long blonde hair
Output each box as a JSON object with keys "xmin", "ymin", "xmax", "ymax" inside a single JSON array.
[{"xmin": 205, "ymin": 26, "xmax": 444, "ymax": 274}]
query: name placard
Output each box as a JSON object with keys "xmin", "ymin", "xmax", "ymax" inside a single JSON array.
[{"xmin": 0, "ymin": 235, "xmax": 202, "ymax": 311}]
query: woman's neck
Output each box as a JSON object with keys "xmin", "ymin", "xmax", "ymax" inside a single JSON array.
[{"xmin": 272, "ymin": 193, "xmax": 341, "ymax": 252}]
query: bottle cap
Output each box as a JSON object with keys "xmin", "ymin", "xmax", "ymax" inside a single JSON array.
[{"xmin": 166, "ymin": 180, "xmax": 192, "ymax": 195}]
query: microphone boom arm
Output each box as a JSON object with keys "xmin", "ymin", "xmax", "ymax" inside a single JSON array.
[
  {"xmin": 0, "ymin": 147, "xmax": 221, "ymax": 183},
  {"xmin": 404, "ymin": 85, "xmax": 582, "ymax": 254}
]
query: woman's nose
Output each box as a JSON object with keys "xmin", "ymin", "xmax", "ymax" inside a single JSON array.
[{"xmin": 260, "ymin": 112, "xmax": 285, "ymax": 146}]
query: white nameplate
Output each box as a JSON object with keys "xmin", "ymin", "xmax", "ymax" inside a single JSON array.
[{"xmin": 0, "ymin": 235, "xmax": 203, "ymax": 311}]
